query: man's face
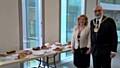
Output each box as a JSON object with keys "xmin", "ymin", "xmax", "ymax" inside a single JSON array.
[{"xmin": 94, "ymin": 6, "xmax": 103, "ymax": 19}]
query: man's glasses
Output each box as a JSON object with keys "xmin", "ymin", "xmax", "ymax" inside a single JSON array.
[{"xmin": 94, "ymin": 9, "xmax": 101, "ymax": 12}]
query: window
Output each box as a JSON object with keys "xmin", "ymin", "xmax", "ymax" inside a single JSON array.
[
  {"xmin": 22, "ymin": 0, "xmax": 43, "ymax": 67},
  {"xmin": 100, "ymin": 0, "xmax": 120, "ymax": 4},
  {"xmin": 60, "ymin": 0, "xmax": 85, "ymax": 61},
  {"xmin": 116, "ymin": 0, "xmax": 120, "ymax": 4},
  {"xmin": 61, "ymin": 0, "xmax": 85, "ymax": 44},
  {"xmin": 100, "ymin": 0, "xmax": 114, "ymax": 4}
]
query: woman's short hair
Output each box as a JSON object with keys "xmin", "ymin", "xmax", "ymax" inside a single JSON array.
[{"xmin": 78, "ymin": 15, "xmax": 88, "ymax": 26}]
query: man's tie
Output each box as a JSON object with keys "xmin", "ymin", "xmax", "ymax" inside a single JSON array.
[{"xmin": 96, "ymin": 20, "xmax": 99, "ymax": 28}]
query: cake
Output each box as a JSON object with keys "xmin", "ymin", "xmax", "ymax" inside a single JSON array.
[{"xmin": 32, "ymin": 47, "xmax": 40, "ymax": 50}]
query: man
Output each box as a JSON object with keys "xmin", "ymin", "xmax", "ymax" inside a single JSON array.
[{"xmin": 90, "ymin": 6, "xmax": 118, "ymax": 68}]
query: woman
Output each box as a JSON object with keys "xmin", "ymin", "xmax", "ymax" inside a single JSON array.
[{"xmin": 71, "ymin": 15, "xmax": 91, "ymax": 68}]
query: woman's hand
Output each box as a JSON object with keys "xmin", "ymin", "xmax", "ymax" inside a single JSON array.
[
  {"xmin": 72, "ymin": 48, "xmax": 74, "ymax": 53},
  {"xmin": 86, "ymin": 48, "xmax": 91, "ymax": 54}
]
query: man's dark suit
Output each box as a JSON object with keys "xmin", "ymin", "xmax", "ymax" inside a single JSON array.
[{"xmin": 90, "ymin": 16, "xmax": 118, "ymax": 68}]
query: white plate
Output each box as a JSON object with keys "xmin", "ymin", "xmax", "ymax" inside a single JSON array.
[{"xmin": 32, "ymin": 50, "xmax": 46, "ymax": 56}]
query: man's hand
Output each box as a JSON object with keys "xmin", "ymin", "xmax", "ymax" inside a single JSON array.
[{"xmin": 110, "ymin": 52, "xmax": 117, "ymax": 58}]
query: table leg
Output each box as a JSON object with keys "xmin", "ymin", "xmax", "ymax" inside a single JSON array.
[
  {"xmin": 46, "ymin": 57, "xmax": 49, "ymax": 68},
  {"xmin": 38, "ymin": 58, "xmax": 41, "ymax": 68},
  {"xmin": 53, "ymin": 55, "xmax": 57, "ymax": 68}
]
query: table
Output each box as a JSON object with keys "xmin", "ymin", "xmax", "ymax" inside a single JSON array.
[{"xmin": 0, "ymin": 47, "xmax": 71, "ymax": 67}]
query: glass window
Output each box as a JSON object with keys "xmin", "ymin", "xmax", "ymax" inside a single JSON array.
[
  {"xmin": 100, "ymin": 0, "xmax": 120, "ymax": 4},
  {"xmin": 61, "ymin": 0, "xmax": 85, "ymax": 44},
  {"xmin": 22, "ymin": 0, "xmax": 43, "ymax": 68},
  {"xmin": 22, "ymin": 0, "xmax": 42, "ymax": 48},
  {"xmin": 115, "ymin": 0, "xmax": 120, "ymax": 4},
  {"xmin": 60, "ymin": 0, "xmax": 85, "ymax": 61},
  {"xmin": 100, "ymin": 0, "xmax": 114, "ymax": 3}
]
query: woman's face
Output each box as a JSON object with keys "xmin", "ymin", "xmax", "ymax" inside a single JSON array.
[{"xmin": 78, "ymin": 17, "xmax": 85, "ymax": 26}]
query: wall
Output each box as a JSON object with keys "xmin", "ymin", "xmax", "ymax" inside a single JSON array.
[
  {"xmin": 0, "ymin": 0, "xmax": 20, "ymax": 68},
  {"xmin": 86, "ymin": 0, "xmax": 96, "ymax": 22},
  {"xmin": 44, "ymin": 0, "xmax": 60, "ymax": 44}
]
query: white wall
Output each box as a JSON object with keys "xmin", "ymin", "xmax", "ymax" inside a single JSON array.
[
  {"xmin": 86, "ymin": 0, "xmax": 97, "ymax": 22},
  {"xmin": 0, "ymin": 0, "xmax": 20, "ymax": 52},
  {"xmin": 44, "ymin": 0, "xmax": 59, "ymax": 44},
  {"xmin": 0, "ymin": 0, "xmax": 20, "ymax": 68}
]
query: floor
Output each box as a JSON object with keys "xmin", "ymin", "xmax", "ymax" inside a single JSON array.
[{"xmin": 57, "ymin": 53, "xmax": 120, "ymax": 68}]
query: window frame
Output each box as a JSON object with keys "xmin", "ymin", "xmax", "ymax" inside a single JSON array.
[{"xmin": 18, "ymin": 0, "xmax": 45, "ymax": 68}]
